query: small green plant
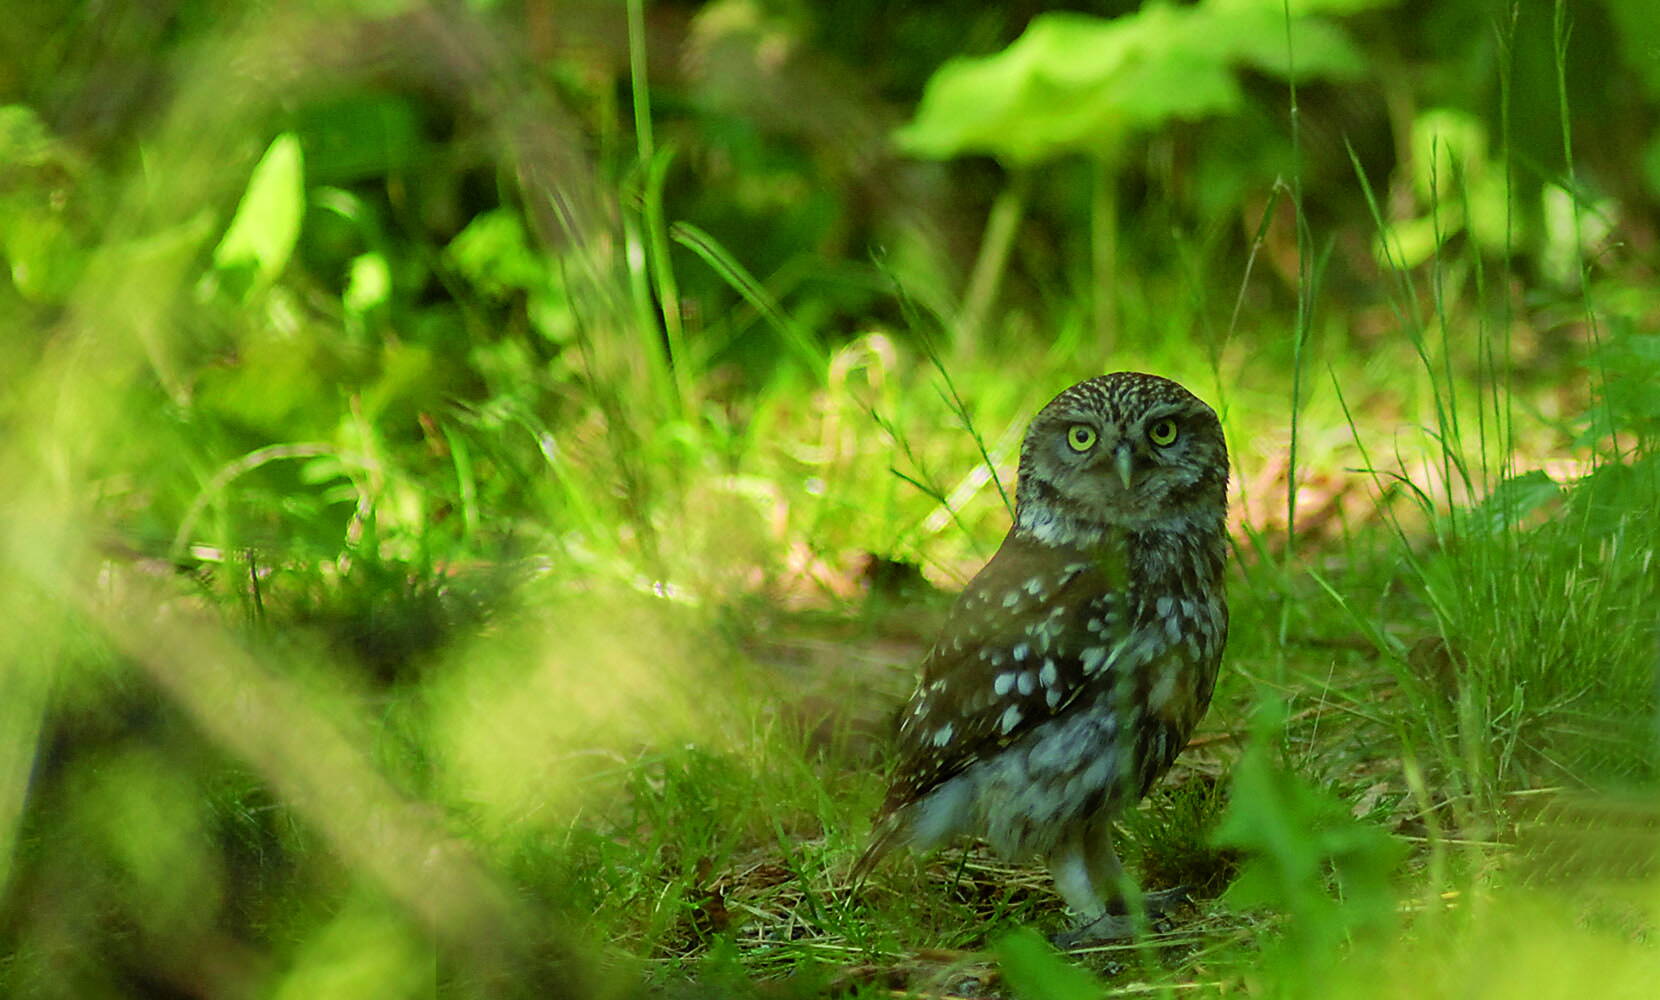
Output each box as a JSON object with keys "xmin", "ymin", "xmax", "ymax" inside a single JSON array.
[
  {"xmin": 897, "ymin": 0, "xmax": 1389, "ymax": 339},
  {"xmin": 995, "ymin": 927, "xmax": 1105, "ymax": 1000},
  {"xmin": 1212, "ymin": 704, "xmax": 1408, "ymax": 990},
  {"xmin": 3, "ymin": 0, "xmax": 1660, "ymax": 997}
]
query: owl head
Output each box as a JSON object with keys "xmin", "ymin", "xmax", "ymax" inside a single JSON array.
[{"xmin": 1013, "ymin": 372, "xmax": 1228, "ymax": 544}]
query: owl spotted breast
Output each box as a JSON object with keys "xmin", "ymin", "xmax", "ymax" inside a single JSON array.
[{"xmin": 855, "ymin": 372, "xmax": 1229, "ymax": 941}]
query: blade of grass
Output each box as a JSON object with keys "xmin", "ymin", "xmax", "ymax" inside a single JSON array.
[
  {"xmin": 624, "ymin": 0, "xmax": 691, "ymax": 423},
  {"xmin": 1279, "ymin": 0, "xmax": 1311, "ymax": 666},
  {"xmin": 667, "ymin": 221, "xmax": 829, "ymax": 381},
  {"xmin": 880, "ymin": 256, "xmax": 1015, "ymax": 521},
  {"xmin": 1552, "ymin": 0, "xmax": 1616, "ymax": 465},
  {"xmin": 959, "ymin": 168, "xmax": 1030, "ymax": 345}
]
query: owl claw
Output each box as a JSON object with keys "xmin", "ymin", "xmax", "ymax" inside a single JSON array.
[
  {"xmin": 1049, "ymin": 885, "xmax": 1193, "ymax": 949},
  {"xmin": 1050, "ymin": 912, "xmax": 1137, "ymax": 948},
  {"xmin": 1136, "ymin": 884, "xmax": 1193, "ymax": 914}
]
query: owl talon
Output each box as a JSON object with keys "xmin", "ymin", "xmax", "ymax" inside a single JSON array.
[
  {"xmin": 1136, "ymin": 884, "xmax": 1192, "ymax": 915},
  {"xmin": 1050, "ymin": 912, "xmax": 1137, "ymax": 948},
  {"xmin": 1052, "ymin": 886, "xmax": 1193, "ymax": 948}
]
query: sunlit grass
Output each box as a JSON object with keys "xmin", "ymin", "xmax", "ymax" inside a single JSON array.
[{"xmin": 2, "ymin": 1, "xmax": 1658, "ymax": 998}]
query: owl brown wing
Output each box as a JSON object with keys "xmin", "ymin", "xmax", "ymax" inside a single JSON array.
[{"xmin": 878, "ymin": 529, "xmax": 1150, "ymax": 816}]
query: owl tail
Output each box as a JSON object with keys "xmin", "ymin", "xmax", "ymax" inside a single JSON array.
[{"xmin": 850, "ymin": 813, "xmax": 905, "ymax": 884}]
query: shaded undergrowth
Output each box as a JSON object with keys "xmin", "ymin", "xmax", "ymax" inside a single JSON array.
[{"xmin": 3, "ymin": 2, "xmax": 1659, "ymax": 998}]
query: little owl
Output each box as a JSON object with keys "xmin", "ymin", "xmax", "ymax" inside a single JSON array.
[{"xmin": 855, "ymin": 372, "xmax": 1229, "ymax": 942}]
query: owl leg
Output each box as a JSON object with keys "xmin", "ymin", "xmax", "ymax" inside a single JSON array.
[
  {"xmin": 1053, "ymin": 821, "xmax": 1191, "ymax": 947},
  {"xmin": 1047, "ymin": 828, "xmax": 1106, "ymax": 917},
  {"xmin": 1047, "ymin": 828, "xmax": 1138, "ymax": 945}
]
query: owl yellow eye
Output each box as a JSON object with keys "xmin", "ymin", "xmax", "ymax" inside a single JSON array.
[
  {"xmin": 1148, "ymin": 419, "xmax": 1179, "ymax": 447},
  {"xmin": 1066, "ymin": 424, "xmax": 1097, "ymax": 452}
]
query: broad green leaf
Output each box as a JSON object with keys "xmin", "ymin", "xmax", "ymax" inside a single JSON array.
[
  {"xmin": 1466, "ymin": 170, "xmax": 1522, "ymax": 252},
  {"xmin": 995, "ymin": 927, "xmax": 1105, "ymax": 1000},
  {"xmin": 1474, "ymin": 470, "xmax": 1561, "ymax": 533},
  {"xmin": 1643, "ymin": 134, "xmax": 1660, "ymax": 202},
  {"xmin": 292, "ymin": 94, "xmax": 421, "ymax": 183},
  {"xmin": 1376, "ymin": 212, "xmax": 1459, "ymax": 269},
  {"xmin": 1577, "ymin": 331, "xmax": 1660, "ymax": 445},
  {"xmin": 0, "ymin": 105, "xmax": 85, "ymax": 301},
  {"xmin": 1208, "ymin": 8, "xmax": 1369, "ymax": 80},
  {"xmin": 1566, "ymin": 456, "xmax": 1660, "ymax": 538},
  {"xmin": 1603, "ymin": 0, "xmax": 1660, "ymax": 99},
  {"xmin": 70, "ymin": 750, "xmax": 219, "ymax": 936},
  {"xmin": 1615, "ymin": 333, "xmax": 1660, "ymax": 364},
  {"xmin": 898, "ymin": 4, "xmax": 1370, "ymax": 165},
  {"xmin": 361, "ymin": 341, "xmax": 436, "ymax": 420},
  {"xmin": 271, "ymin": 898, "xmax": 432, "ymax": 1000},
  {"xmin": 4, "ymin": 208, "xmax": 80, "ymax": 302},
  {"xmin": 196, "ymin": 323, "xmax": 330, "ymax": 435},
  {"xmin": 0, "ymin": 104, "xmax": 58, "ymax": 167},
  {"xmin": 343, "ymin": 251, "xmax": 391, "ymax": 316},
  {"xmin": 1410, "ymin": 109, "xmax": 1490, "ymax": 200},
  {"xmin": 897, "ymin": 10, "xmax": 1242, "ymax": 164},
  {"xmin": 1207, "ymin": 0, "xmax": 1401, "ymax": 15},
  {"xmin": 1212, "ymin": 705, "xmax": 1406, "ymax": 946},
  {"xmin": 213, "ymin": 132, "xmax": 305, "ymax": 286},
  {"xmin": 446, "ymin": 209, "xmax": 546, "ymax": 298}
]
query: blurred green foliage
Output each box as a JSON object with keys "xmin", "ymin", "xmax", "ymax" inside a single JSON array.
[
  {"xmin": 898, "ymin": 0, "xmax": 1378, "ymax": 165},
  {"xmin": 995, "ymin": 926, "xmax": 1107, "ymax": 999},
  {"xmin": 1212, "ymin": 704, "xmax": 1409, "ymax": 974},
  {"xmin": 1, "ymin": 0, "xmax": 1658, "ymax": 997}
]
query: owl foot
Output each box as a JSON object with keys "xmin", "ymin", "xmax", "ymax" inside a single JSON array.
[
  {"xmin": 1049, "ymin": 885, "xmax": 1192, "ymax": 948},
  {"xmin": 1050, "ymin": 912, "xmax": 1136, "ymax": 948}
]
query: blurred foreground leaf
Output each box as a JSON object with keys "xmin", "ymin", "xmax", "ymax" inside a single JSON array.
[
  {"xmin": 995, "ymin": 927, "xmax": 1104, "ymax": 1000},
  {"xmin": 214, "ymin": 132, "xmax": 306, "ymax": 290},
  {"xmin": 1212, "ymin": 704, "xmax": 1407, "ymax": 954},
  {"xmin": 898, "ymin": 2, "xmax": 1375, "ymax": 164},
  {"xmin": 1473, "ymin": 470, "xmax": 1560, "ymax": 534}
]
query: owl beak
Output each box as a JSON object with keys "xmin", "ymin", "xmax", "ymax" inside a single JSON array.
[{"xmin": 1113, "ymin": 443, "xmax": 1134, "ymax": 490}]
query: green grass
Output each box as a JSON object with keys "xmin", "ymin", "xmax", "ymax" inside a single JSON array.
[{"xmin": 3, "ymin": 2, "xmax": 1659, "ymax": 998}]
